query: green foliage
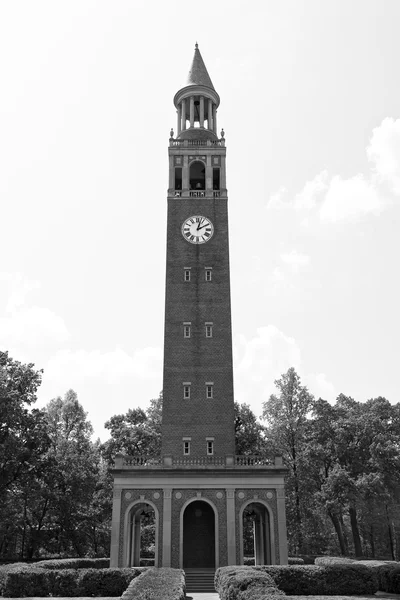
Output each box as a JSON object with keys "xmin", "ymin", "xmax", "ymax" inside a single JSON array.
[
  {"xmin": 102, "ymin": 393, "xmax": 163, "ymax": 463},
  {"xmin": 235, "ymin": 403, "xmax": 266, "ymax": 455},
  {"xmin": 215, "ymin": 566, "xmax": 284, "ymax": 600},
  {"xmin": 287, "ymin": 557, "xmax": 304, "ymax": 565},
  {"xmin": 121, "ymin": 568, "xmax": 185, "ymax": 600},
  {"xmin": 0, "ymin": 563, "xmax": 143, "ymax": 597},
  {"xmin": 34, "ymin": 557, "xmax": 110, "ymax": 569},
  {"xmin": 259, "ymin": 564, "xmax": 379, "ymax": 595}
]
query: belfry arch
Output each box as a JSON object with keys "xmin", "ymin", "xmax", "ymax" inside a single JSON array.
[
  {"xmin": 124, "ymin": 500, "xmax": 159, "ymax": 567},
  {"xmin": 189, "ymin": 160, "xmax": 206, "ymax": 190},
  {"xmin": 239, "ymin": 500, "xmax": 275, "ymax": 566},
  {"xmin": 180, "ymin": 498, "xmax": 219, "ymax": 569}
]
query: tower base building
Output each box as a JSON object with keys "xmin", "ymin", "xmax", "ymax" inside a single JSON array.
[{"xmin": 110, "ymin": 45, "xmax": 288, "ymax": 570}]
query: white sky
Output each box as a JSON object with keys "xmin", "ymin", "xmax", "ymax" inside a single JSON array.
[{"xmin": 1, "ymin": 0, "xmax": 399, "ymax": 441}]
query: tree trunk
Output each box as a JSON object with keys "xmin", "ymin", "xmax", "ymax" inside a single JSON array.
[
  {"xmin": 328, "ymin": 510, "xmax": 347, "ymax": 555},
  {"xmin": 386, "ymin": 505, "xmax": 395, "ymax": 560},
  {"xmin": 339, "ymin": 511, "xmax": 349, "ymax": 554},
  {"xmin": 292, "ymin": 449, "xmax": 303, "ymax": 553},
  {"xmin": 349, "ymin": 505, "xmax": 363, "ymax": 557},
  {"xmin": 369, "ymin": 524, "xmax": 375, "ymax": 558}
]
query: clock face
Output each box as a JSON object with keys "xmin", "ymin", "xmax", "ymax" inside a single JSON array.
[{"xmin": 181, "ymin": 215, "xmax": 214, "ymax": 244}]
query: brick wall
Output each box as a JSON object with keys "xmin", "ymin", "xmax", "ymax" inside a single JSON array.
[{"xmin": 161, "ymin": 195, "xmax": 235, "ymax": 457}]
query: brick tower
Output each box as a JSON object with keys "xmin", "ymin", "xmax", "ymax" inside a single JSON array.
[
  {"xmin": 162, "ymin": 43, "xmax": 234, "ymax": 461},
  {"xmin": 110, "ymin": 44, "xmax": 288, "ymax": 575}
]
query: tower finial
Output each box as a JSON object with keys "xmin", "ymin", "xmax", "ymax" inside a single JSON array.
[{"xmin": 195, "ymin": 41, "xmax": 198, "ymax": 49}]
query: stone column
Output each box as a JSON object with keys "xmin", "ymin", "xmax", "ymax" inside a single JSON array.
[
  {"xmin": 200, "ymin": 96, "xmax": 204, "ymax": 127},
  {"xmin": 182, "ymin": 155, "xmax": 189, "ymax": 193},
  {"xmin": 226, "ymin": 489, "xmax": 236, "ymax": 565},
  {"xmin": 213, "ymin": 105, "xmax": 217, "ymax": 133},
  {"xmin": 205, "ymin": 154, "xmax": 212, "ymax": 193},
  {"xmin": 110, "ymin": 489, "xmax": 122, "ymax": 567},
  {"xmin": 162, "ymin": 489, "xmax": 172, "ymax": 566},
  {"xmin": 181, "ymin": 98, "xmax": 186, "ymax": 131},
  {"xmin": 134, "ymin": 515, "xmax": 141, "ymax": 566},
  {"xmin": 177, "ymin": 105, "xmax": 181, "ymax": 135},
  {"xmin": 208, "ymin": 98, "xmax": 213, "ymax": 130},
  {"xmin": 276, "ymin": 488, "xmax": 288, "ymax": 564},
  {"xmin": 190, "ymin": 96, "xmax": 194, "ymax": 127}
]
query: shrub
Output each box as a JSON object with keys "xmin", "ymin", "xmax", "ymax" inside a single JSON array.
[
  {"xmin": 260, "ymin": 564, "xmax": 379, "ymax": 595},
  {"xmin": 314, "ymin": 556, "xmax": 355, "ymax": 566},
  {"xmin": 288, "ymin": 557, "xmax": 304, "ymax": 565},
  {"xmin": 35, "ymin": 557, "xmax": 110, "ymax": 569},
  {"xmin": 121, "ymin": 568, "xmax": 185, "ymax": 600},
  {"xmin": 215, "ymin": 566, "xmax": 284, "ymax": 600},
  {"xmin": 0, "ymin": 564, "xmax": 144, "ymax": 597},
  {"xmin": 244, "ymin": 557, "xmax": 256, "ymax": 566}
]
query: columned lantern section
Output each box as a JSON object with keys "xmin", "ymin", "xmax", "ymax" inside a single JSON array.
[{"xmin": 110, "ymin": 44, "xmax": 288, "ymax": 571}]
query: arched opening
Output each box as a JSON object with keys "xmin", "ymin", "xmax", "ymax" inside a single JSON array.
[
  {"xmin": 183, "ymin": 500, "xmax": 215, "ymax": 568},
  {"xmin": 189, "ymin": 161, "xmax": 205, "ymax": 190},
  {"xmin": 243, "ymin": 502, "xmax": 271, "ymax": 565},
  {"xmin": 127, "ymin": 502, "xmax": 156, "ymax": 567}
]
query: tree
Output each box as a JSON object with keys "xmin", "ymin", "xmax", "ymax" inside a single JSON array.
[
  {"xmin": 234, "ymin": 402, "xmax": 265, "ymax": 455},
  {"xmin": 262, "ymin": 368, "xmax": 315, "ymax": 554},
  {"xmin": 101, "ymin": 392, "xmax": 162, "ymax": 464},
  {"xmin": 0, "ymin": 351, "xmax": 51, "ymax": 559}
]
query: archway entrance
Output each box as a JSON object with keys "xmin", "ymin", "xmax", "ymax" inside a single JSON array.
[
  {"xmin": 243, "ymin": 502, "xmax": 271, "ymax": 565},
  {"xmin": 127, "ymin": 502, "xmax": 156, "ymax": 567},
  {"xmin": 183, "ymin": 500, "xmax": 215, "ymax": 568}
]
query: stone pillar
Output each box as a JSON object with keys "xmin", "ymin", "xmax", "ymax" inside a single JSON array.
[
  {"xmin": 277, "ymin": 488, "xmax": 288, "ymax": 564},
  {"xmin": 162, "ymin": 489, "xmax": 172, "ymax": 566},
  {"xmin": 206, "ymin": 154, "xmax": 212, "ymax": 193},
  {"xmin": 226, "ymin": 489, "xmax": 236, "ymax": 565},
  {"xmin": 213, "ymin": 105, "xmax": 217, "ymax": 133},
  {"xmin": 181, "ymin": 98, "xmax": 186, "ymax": 131},
  {"xmin": 182, "ymin": 155, "xmax": 189, "ymax": 193},
  {"xmin": 208, "ymin": 98, "xmax": 213, "ymax": 130},
  {"xmin": 190, "ymin": 96, "xmax": 194, "ymax": 127},
  {"xmin": 110, "ymin": 489, "xmax": 122, "ymax": 567},
  {"xmin": 177, "ymin": 105, "xmax": 181, "ymax": 135},
  {"xmin": 134, "ymin": 515, "xmax": 141, "ymax": 566},
  {"xmin": 200, "ymin": 96, "xmax": 204, "ymax": 127}
]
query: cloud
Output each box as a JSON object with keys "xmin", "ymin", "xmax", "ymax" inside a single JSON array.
[
  {"xmin": 280, "ymin": 250, "xmax": 310, "ymax": 270},
  {"xmin": 367, "ymin": 117, "xmax": 400, "ymax": 194},
  {"xmin": 267, "ymin": 186, "xmax": 288, "ymax": 210},
  {"xmin": 304, "ymin": 372, "xmax": 336, "ymax": 402},
  {"xmin": 45, "ymin": 346, "xmax": 163, "ymax": 385},
  {"xmin": 0, "ymin": 272, "xmax": 40, "ymax": 312},
  {"xmin": 320, "ymin": 174, "xmax": 386, "ymax": 222},
  {"xmin": 234, "ymin": 325, "xmax": 336, "ymax": 415},
  {"xmin": 294, "ymin": 170, "xmax": 329, "ymax": 210},
  {"xmin": 0, "ymin": 306, "xmax": 70, "ymax": 352}
]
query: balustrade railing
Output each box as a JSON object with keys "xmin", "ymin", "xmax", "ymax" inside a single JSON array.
[
  {"xmin": 115, "ymin": 454, "xmax": 274, "ymax": 469},
  {"xmin": 173, "ymin": 456, "xmax": 225, "ymax": 467},
  {"xmin": 235, "ymin": 455, "xmax": 271, "ymax": 467},
  {"xmin": 169, "ymin": 139, "xmax": 224, "ymax": 147}
]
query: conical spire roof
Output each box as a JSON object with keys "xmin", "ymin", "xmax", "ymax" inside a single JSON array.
[{"xmin": 186, "ymin": 43, "xmax": 215, "ymax": 90}]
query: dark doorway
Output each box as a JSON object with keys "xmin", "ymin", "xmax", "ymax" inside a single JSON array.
[
  {"xmin": 189, "ymin": 161, "xmax": 205, "ymax": 190},
  {"xmin": 183, "ymin": 501, "xmax": 215, "ymax": 568}
]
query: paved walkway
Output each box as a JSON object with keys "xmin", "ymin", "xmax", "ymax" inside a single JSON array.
[{"xmin": 186, "ymin": 595, "xmax": 219, "ymax": 600}]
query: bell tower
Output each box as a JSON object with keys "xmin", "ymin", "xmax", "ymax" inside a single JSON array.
[
  {"xmin": 162, "ymin": 43, "xmax": 234, "ymax": 460},
  {"xmin": 110, "ymin": 44, "xmax": 288, "ymax": 575}
]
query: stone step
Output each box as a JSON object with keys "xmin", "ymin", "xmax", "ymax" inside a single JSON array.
[{"xmin": 185, "ymin": 569, "xmax": 216, "ymax": 593}]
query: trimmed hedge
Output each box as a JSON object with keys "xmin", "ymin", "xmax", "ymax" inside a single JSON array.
[
  {"xmin": 121, "ymin": 568, "xmax": 185, "ymax": 600},
  {"xmin": 314, "ymin": 556, "xmax": 355, "ymax": 566},
  {"xmin": 35, "ymin": 557, "xmax": 110, "ymax": 569},
  {"xmin": 315, "ymin": 556, "xmax": 400, "ymax": 593},
  {"xmin": 215, "ymin": 566, "xmax": 284, "ymax": 600},
  {"xmin": 259, "ymin": 564, "xmax": 379, "ymax": 596},
  {"xmin": 0, "ymin": 564, "xmax": 144, "ymax": 597},
  {"xmin": 288, "ymin": 558, "xmax": 304, "ymax": 565}
]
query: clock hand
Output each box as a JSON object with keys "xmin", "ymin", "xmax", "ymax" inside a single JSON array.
[{"xmin": 197, "ymin": 222, "xmax": 208, "ymax": 231}]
